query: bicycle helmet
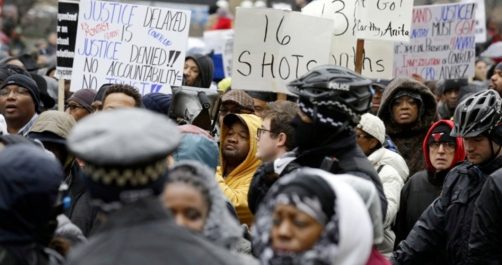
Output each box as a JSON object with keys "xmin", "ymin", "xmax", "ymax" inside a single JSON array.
[
  {"xmin": 452, "ymin": 89, "xmax": 502, "ymax": 144},
  {"xmin": 288, "ymin": 65, "xmax": 372, "ymax": 128}
]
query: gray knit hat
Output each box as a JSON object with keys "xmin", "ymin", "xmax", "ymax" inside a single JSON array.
[{"xmin": 67, "ymin": 108, "xmax": 181, "ymax": 204}]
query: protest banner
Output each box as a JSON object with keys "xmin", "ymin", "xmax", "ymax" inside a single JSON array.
[
  {"xmin": 462, "ymin": 0, "xmax": 486, "ymax": 43},
  {"xmin": 57, "ymin": 0, "xmax": 79, "ymax": 79},
  {"xmin": 203, "ymin": 29, "xmax": 234, "ymax": 79},
  {"xmin": 354, "ymin": 0, "xmax": 413, "ymax": 42},
  {"xmin": 302, "ymin": 0, "xmax": 394, "ymax": 79},
  {"xmin": 231, "ymin": 8, "xmax": 333, "ymax": 94},
  {"xmin": 393, "ymin": 2, "xmax": 476, "ymax": 80},
  {"xmin": 70, "ymin": 0, "xmax": 191, "ymax": 95}
]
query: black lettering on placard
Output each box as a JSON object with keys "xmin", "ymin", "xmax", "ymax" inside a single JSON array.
[
  {"xmin": 143, "ymin": 7, "xmax": 188, "ymax": 32},
  {"xmin": 331, "ymin": 0, "xmax": 349, "ymax": 36},
  {"xmin": 121, "ymin": 24, "xmax": 133, "ymax": 42},
  {"xmin": 237, "ymin": 51, "xmax": 252, "ymax": 76},
  {"xmin": 263, "ymin": 15, "xmax": 291, "ymax": 45},
  {"xmin": 262, "ymin": 52, "xmax": 275, "ymax": 78},
  {"xmin": 83, "ymin": 57, "xmax": 98, "ymax": 73},
  {"xmin": 82, "ymin": 74, "xmax": 97, "ymax": 89}
]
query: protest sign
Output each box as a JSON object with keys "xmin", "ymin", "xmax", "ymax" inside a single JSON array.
[
  {"xmin": 231, "ymin": 8, "xmax": 333, "ymax": 94},
  {"xmin": 462, "ymin": 0, "xmax": 486, "ymax": 43},
  {"xmin": 57, "ymin": 0, "xmax": 79, "ymax": 79},
  {"xmin": 70, "ymin": 0, "xmax": 191, "ymax": 95},
  {"xmin": 302, "ymin": 0, "xmax": 394, "ymax": 79},
  {"xmin": 355, "ymin": 0, "xmax": 413, "ymax": 42},
  {"xmin": 393, "ymin": 3, "xmax": 476, "ymax": 80},
  {"xmin": 203, "ymin": 29, "xmax": 234, "ymax": 78}
]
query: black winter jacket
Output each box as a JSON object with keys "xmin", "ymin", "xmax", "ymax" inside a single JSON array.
[
  {"xmin": 248, "ymin": 130, "xmax": 387, "ymax": 220},
  {"xmin": 392, "ymin": 157, "xmax": 502, "ymax": 265},
  {"xmin": 465, "ymin": 168, "xmax": 502, "ymax": 265}
]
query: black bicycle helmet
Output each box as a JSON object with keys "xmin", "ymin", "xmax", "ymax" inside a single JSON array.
[
  {"xmin": 288, "ymin": 65, "xmax": 372, "ymax": 127},
  {"xmin": 452, "ymin": 89, "xmax": 502, "ymax": 141}
]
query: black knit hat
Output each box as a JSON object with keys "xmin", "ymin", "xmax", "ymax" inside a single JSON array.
[{"xmin": 1, "ymin": 74, "xmax": 41, "ymax": 113}]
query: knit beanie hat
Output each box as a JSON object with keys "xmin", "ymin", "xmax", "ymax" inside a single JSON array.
[
  {"xmin": 68, "ymin": 89, "xmax": 96, "ymax": 113},
  {"xmin": 142, "ymin": 93, "xmax": 172, "ymax": 116},
  {"xmin": 428, "ymin": 123, "xmax": 456, "ymax": 145},
  {"xmin": 67, "ymin": 108, "xmax": 181, "ymax": 206},
  {"xmin": 1, "ymin": 74, "xmax": 41, "ymax": 113},
  {"xmin": 357, "ymin": 113, "xmax": 386, "ymax": 145}
]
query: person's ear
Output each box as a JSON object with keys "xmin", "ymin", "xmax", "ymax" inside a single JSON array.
[{"xmin": 276, "ymin": 132, "xmax": 287, "ymax": 147}]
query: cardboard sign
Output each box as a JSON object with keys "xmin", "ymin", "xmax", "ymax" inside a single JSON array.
[
  {"xmin": 355, "ymin": 0, "xmax": 413, "ymax": 42},
  {"xmin": 231, "ymin": 8, "xmax": 333, "ymax": 94},
  {"xmin": 302, "ymin": 0, "xmax": 394, "ymax": 79},
  {"xmin": 57, "ymin": 0, "xmax": 79, "ymax": 79},
  {"xmin": 393, "ymin": 3, "xmax": 476, "ymax": 80},
  {"xmin": 70, "ymin": 0, "xmax": 191, "ymax": 94},
  {"xmin": 462, "ymin": 0, "xmax": 486, "ymax": 43}
]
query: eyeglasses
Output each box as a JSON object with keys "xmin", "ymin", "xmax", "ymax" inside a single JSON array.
[
  {"xmin": 429, "ymin": 142, "xmax": 456, "ymax": 153},
  {"xmin": 257, "ymin": 128, "xmax": 274, "ymax": 139},
  {"xmin": 0, "ymin": 86, "xmax": 30, "ymax": 97}
]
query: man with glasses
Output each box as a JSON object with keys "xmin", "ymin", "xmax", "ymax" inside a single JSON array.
[
  {"xmin": 248, "ymin": 101, "xmax": 298, "ymax": 214},
  {"xmin": 65, "ymin": 89, "xmax": 96, "ymax": 121},
  {"xmin": 0, "ymin": 74, "xmax": 41, "ymax": 136},
  {"xmin": 394, "ymin": 120, "xmax": 465, "ymax": 264}
]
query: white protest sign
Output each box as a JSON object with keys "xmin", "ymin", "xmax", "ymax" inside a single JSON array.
[
  {"xmin": 355, "ymin": 0, "xmax": 413, "ymax": 41},
  {"xmin": 393, "ymin": 3, "xmax": 476, "ymax": 80},
  {"xmin": 203, "ymin": 29, "xmax": 234, "ymax": 77},
  {"xmin": 462, "ymin": 0, "xmax": 486, "ymax": 43},
  {"xmin": 302, "ymin": 0, "xmax": 394, "ymax": 79},
  {"xmin": 231, "ymin": 8, "xmax": 333, "ymax": 94},
  {"xmin": 70, "ymin": 0, "xmax": 191, "ymax": 95}
]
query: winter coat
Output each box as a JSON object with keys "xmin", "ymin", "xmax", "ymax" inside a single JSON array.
[
  {"xmin": 368, "ymin": 147, "xmax": 409, "ymax": 256},
  {"xmin": 393, "ymin": 120, "xmax": 465, "ymax": 255},
  {"xmin": 216, "ymin": 114, "xmax": 262, "ymax": 225},
  {"xmin": 378, "ymin": 78, "xmax": 438, "ymax": 176},
  {"xmin": 392, "ymin": 156, "xmax": 502, "ymax": 265},
  {"xmin": 54, "ymin": 215, "xmax": 86, "ymax": 246},
  {"xmin": 465, "ymin": 169, "xmax": 502, "ymax": 264},
  {"xmin": 66, "ymin": 198, "xmax": 241, "ymax": 265}
]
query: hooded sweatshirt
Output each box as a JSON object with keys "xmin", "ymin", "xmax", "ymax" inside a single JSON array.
[
  {"xmin": 185, "ymin": 54, "xmax": 214, "ymax": 88},
  {"xmin": 377, "ymin": 78, "xmax": 438, "ymax": 176},
  {"xmin": 394, "ymin": 120, "xmax": 465, "ymax": 252},
  {"xmin": 216, "ymin": 114, "xmax": 262, "ymax": 225}
]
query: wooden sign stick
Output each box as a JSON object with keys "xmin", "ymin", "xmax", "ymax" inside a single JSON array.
[{"xmin": 355, "ymin": 39, "xmax": 365, "ymax": 74}]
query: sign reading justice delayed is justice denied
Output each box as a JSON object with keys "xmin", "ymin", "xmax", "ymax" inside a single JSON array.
[{"xmin": 70, "ymin": 0, "xmax": 191, "ymax": 95}]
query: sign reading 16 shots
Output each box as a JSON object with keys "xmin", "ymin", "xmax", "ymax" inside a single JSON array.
[
  {"xmin": 70, "ymin": 0, "xmax": 191, "ymax": 94},
  {"xmin": 232, "ymin": 8, "xmax": 333, "ymax": 94}
]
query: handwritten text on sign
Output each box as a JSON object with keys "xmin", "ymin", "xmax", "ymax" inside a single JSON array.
[
  {"xmin": 231, "ymin": 8, "xmax": 332, "ymax": 94},
  {"xmin": 302, "ymin": 0, "xmax": 394, "ymax": 79},
  {"xmin": 70, "ymin": 0, "xmax": 191, "ymax": 94},
  {"xmin": 393, "ymin": 3, "xmax": 476, "ymax": 80},
  {"xmin": 56, "ymin": 1, "xmax": 79, "ymax": 79},
  {"xmin": 355, "ymin": 0, "xmax": 413, "ymax": 41}
]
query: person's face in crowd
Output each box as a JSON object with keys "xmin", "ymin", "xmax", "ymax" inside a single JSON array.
[
  {"xmin": 253, "ymin": 98, "xmax": 268, "ymax": 118},
  {"xmin": 65, "ymin": 100, "xmax": 90, "ymax": 121},
  {"xmin": 222, "ymin": 121, "xmax": 250, "ymax": 164},
  {"xmin": 355, "ymin": 128, "xmax": 379, "ymax": 156},
  {"xmin": 271, "ymin": 203, "xmax": 323, "ymax": 253},
  {"xmin": 256, "ymin": 117, "xmax": 282, "ymax": 162},
  {"xmin": 371, "ymin": 88, "xmax": 383, "ymax": 114},
  {"xmin": 490, "ymin": 69, "xmax": 502, "ymax": 95},
  {"xmin": 0, "ymin": 85, "xmax": 36, "ymax": 123},
  {"xmin": 464, "ymin": 135, "xmax": 499, "ymax": 165},
  {"xmin": 102, "ymin": 92, "xmax": 136, "ymax": 110},
  {"xmin": 443, "ymin": 88, "xmax": 459, "ymax": 109},
  {"xmin": 392, "ymin": 95, "xmax": 419, "ymax": 125},
  {"xmin": 429, "ymin": 141, "xmax": 456, "ymax": 171},
  {"xmin": 218, "ymin": 101, "xmax": 253, "ymax": 126},
  {"xmin": 183, "ymin": 58, "xmax": 199, "ymax": 86},
  {"xmin": 162, "ymin": 182, "xmax": 209, "ymax": 232},
  {"xmin": 475, "ymin": 61, "xmax": 488, "ymax": 81}
]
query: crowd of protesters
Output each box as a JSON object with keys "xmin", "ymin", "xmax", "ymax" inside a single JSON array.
[{"xmin": 1, "ymin": 1, "xmax": 502, "ymax": 265}]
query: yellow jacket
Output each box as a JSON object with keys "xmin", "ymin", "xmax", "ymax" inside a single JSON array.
[{"xmin": 216, "ymin": 114, "xmax": 262, "ymax": 226}]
